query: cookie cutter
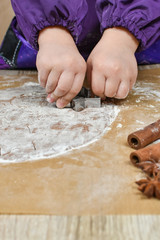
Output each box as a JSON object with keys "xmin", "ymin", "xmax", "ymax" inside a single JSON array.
[{"xmin": 70, "ymin": 87, "xmax": 101, "ymax": 112}]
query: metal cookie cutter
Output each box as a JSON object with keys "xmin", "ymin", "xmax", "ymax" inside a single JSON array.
[{"xmin": 70, "ymin": 87, "xmax": 101, "ymax": 112}]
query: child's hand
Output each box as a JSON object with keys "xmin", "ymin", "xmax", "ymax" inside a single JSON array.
[
  {"xmin": 37, "ymin": 26, "xmax": 86, "ymax": 108},
  {"xmin": 87, "ymin": 27, "xmax": 139, "ymax": 99}
]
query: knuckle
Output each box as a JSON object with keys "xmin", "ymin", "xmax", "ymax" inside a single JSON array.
[
  {"xmin": 70, "ymin": 88, "xmax": 79, "ymax": 96},
  {"xmin": 94, "ymin": 60, "xmax": 105, "ymax": 72},
  {"xmin": 36, "ymin": 54, "xmax": 52, "ymax": 70},
  {"xmin": 46, "ymin": 84, "xmax": 53, "ymax": 93},
  {"xmin": 71, "ymin": 83, "xmax": 83, "ymax": 96},
  {"xmin": 64, "ymin": 56, "xmax": 75, "ymax": 68},
  {"xmin": 64, "ymin": 56, "xmax": 86, "ymax": 73},
  {"xmin": 61, "ymin": 96, "xmax": 71, "ymax": 103},
  {"xmin": 37, "ymin": 61, "xmax": 50, "ymax": 72},
  {"xmin": 109, "ymin": 62, "xmax": 121, "ymax": 74},
  {"xmin": 57, "ymin": 85, "xmax": 68, "ymax": 95}
]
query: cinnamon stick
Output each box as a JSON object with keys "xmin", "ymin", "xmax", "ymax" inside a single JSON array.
[
  {"xmin": 128, "ymin": 119, "xmax": 160, "ymax": 149},
  {"xmin": 130, "ymin": 142, "xmax": 160, "ymax": 165}
]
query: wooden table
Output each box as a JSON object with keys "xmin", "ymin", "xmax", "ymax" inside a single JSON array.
[{"xmin": 0, "ymin": 68, "xmax": 160, "ymax": 239}]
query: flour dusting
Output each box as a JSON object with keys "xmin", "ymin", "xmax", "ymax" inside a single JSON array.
[
  {"xmin": 132, "ymin": 82, "xmax": 160, "ymax": 102},
  {"xmin": 0, "ymin": 82, "xmax": 120, "ymax": 163}
]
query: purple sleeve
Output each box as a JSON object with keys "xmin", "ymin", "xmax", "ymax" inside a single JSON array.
[
  {"xmin": 11, "ymin": 0, "xmax": 88, "ymax": 50},
  {"xmin": 95, "ymin": 0, "xmax": 160, "ymax": 50}
]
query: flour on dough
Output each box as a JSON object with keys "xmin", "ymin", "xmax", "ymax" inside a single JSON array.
[{"xmin": 0, "ymin": 82, "xmax": 120, "ymax": 163}]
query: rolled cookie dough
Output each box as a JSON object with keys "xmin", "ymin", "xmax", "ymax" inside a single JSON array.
[{"xmin": 0, "ymin": 82, "xmax": 120, "ymax": 163}]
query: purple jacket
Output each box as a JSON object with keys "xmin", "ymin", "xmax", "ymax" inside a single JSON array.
[{"xmin": 11, "ymin": 0, "xmax": 160, "ymax": 52}]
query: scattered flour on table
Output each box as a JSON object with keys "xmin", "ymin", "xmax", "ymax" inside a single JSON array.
[
  {"xmin": 136, "ymin": 120, "xmax": 145, "ymax": 124},
  {"xmin": 132, "ymin": 82, "xmax": 160, "ymax": 102},
  {"xmin": 116, "ymin": 123, "xmax": 122, "ymax": 128},
  {"xmin": 0, "ymin": 82, "xmax": 120, "ymax": 163}
]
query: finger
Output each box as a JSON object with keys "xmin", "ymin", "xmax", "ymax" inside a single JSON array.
[
  {"xmin": 47, "ymin": 71, "xmax": 75, "ymax": 103},
  {"xmin": 38, "ymin": 69, "xmax": 50, "ymax": 88},
  {"xmin": 130, "ymin": 64, "xmax": 138, "ymax": 90},
  {"xmin": 130, "ymin": 75, "xmax": 137, "ymax": 90},
  {"xmin": 115, "ymin": 80, "xmax": 130, "ymax": 99},
  {"xmin": 45, "ymin": 70, "xmax": 61, "ymax": 93},
  {"xmin": 47, "ymin": 92, "xmax": 59, "ymax": 103},
  {"xmin": 52, "ymin": 71, "xmax": 75, "ymax": 97},
  {"xmin": 91, "ymin": 70, "xmax": 106, "ymax": 99},
  {"xmin": 56, "ymin": 73, "xmax": 85, "ymax": 108},
  {"xmin": 104, "ymin": 77, "xmax": 120, "ymax": 98}
]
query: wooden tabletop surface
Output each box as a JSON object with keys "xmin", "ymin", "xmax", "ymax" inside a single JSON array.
[{"xmin": 0, "ymin": 68, "xmax": 160, "ymax": 239}]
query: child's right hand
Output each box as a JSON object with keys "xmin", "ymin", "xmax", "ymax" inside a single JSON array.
[{"xmin": 37, "ymin": 26, "xmax": 86, "ymax": 108}]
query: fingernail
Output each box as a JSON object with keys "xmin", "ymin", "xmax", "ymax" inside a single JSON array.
[{"xmin": 47, "ymin": 94, "xmax": 55, "ymax": 103}]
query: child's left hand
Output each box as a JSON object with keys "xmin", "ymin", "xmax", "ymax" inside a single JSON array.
[{"xmin": 87, "ymin": 27, "xmax": 139, "ymax": 99}]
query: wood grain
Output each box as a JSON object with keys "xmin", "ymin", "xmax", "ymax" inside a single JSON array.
[{"xmin": 0, "ymin": 215, "xmax": 160, "ymax": 240}]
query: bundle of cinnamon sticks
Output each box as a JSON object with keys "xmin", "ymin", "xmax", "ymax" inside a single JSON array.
[{"xmin": 128, "ymin": 119, "xmax": 160, "ymax": 199}]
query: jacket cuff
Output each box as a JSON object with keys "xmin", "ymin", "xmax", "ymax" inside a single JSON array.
[
  {"xmin": 100, "ymin": 16, "xmax": 148, "ymax": 52},
  {"xmin": 30, "ymin": 18, "xmax": 81, "ymax": 50}
]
